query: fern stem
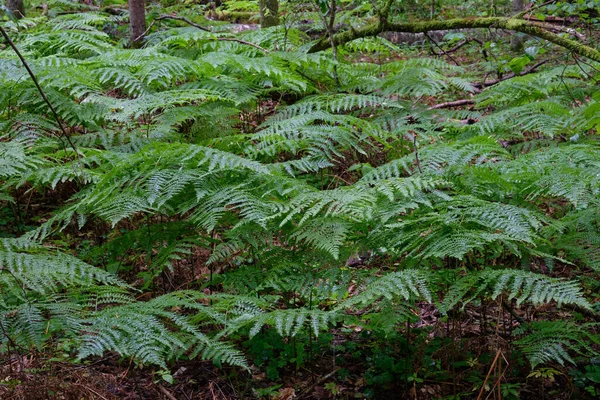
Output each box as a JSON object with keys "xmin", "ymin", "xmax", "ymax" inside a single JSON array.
[
  {"xmin": 0, "ymin": 318, "xmax": 28, "ymax": 353},
  {"xmin": 476, "ymin": 349, "xmax": 502, "ymax": 400},
  {"xmin": 411, "ymin": 132, "xmax": 422, "ymax": 174}
]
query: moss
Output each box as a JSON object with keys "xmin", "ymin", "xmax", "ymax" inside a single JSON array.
[
  {"xmin": 308, "ymin": 16, "xmax": 600, "ymax": 64},
  {"xmin": 505, "ymin": 18, "xmax": 526, "ymax": 31}
]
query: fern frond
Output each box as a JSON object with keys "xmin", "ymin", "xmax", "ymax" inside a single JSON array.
[
  {"xmin": 441, "ymin": 269, "xmax": 591, "ymax": 313},
  {"xmin": 340, "ymin": 269, "xmax": 432, "ymax": 309},
  {"xmin": 514, "ymin": 321, "xmax": 600, "ymax": 368}
]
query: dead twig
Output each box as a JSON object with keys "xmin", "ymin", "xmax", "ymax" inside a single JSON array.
[
  {"xmin": 411, "ymin": 132, "xmax": 423, "ymax": 174},
  {"xmin": 71, "ymin": 383, "xmax": 110, "ymax": 400},
  {"xmin": 0, "ymin": 25, "xmax": 83, "ymax": 179},
  {"xmin": 154, "ymin": 14, "xmax": 212, "ymax": 32},
  {"xmin": 137, "ymin": 14, "xmax": 269, "ymax": 54},
  {"xmin": 429, "ymin": 99, "xmax": 475, "ymax": 110},
  {"xmin": 473, "ymin": 59, "xmax": 549, "ymax": 89},
  {"xmin": 476, "ymin": 349, "xmax": 502, "ymax": 400},
  {"xmin": 513, "ymin": 0, "xmax": 558, "ymax": 19},
  {"xmin": 213, "ymin": 37, "xmax": 270, "ymax": 53},
  {"xmin": 425, "ymin": 32, "xmax": 460, "ymax": 66},
  {"xmin": 159, "ymin": 385, "xmax": 178, "ymax": 400},
  {"xmin": 297, "ymin": 367, "xmax": 340, "ymax": 399}
]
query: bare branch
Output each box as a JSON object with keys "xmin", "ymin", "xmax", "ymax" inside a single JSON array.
[
  {"xmin": 428, "ymin": 99, "xmax": 475, "ymax": 110},
  {"xmin": 153, "ymin": 14, "xmax": 212, "ymax": 32},
  {"xmin": 0, "ymin": 25, "xmax": 82, "ymax": 173},
  {"xmin": 473, "ymin": 59, "xmax": 549, "ymax": 89},
  {"xmin": 137, "ymin": 14, "xmax": 270, "ymax": 54}
]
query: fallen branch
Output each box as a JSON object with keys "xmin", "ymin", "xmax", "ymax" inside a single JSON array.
[
  {"xmin": 152, "ymin": 14, "xmax": 212, "ymax": 32},
  {"xmin": 428, "ymin": 99, "xmax": 475, "ymax": 110},
  {"xmin": 425, "ymin": 32, "xmax": 459, "ymax": 65},
  {"xmin": 473, "ymin": 59, "xmax": 549, "ymax": 89},
  {"xmin": 159, "ymin": 386, "xmax": 178, "ymax": 400},
  {"xmin": 428, "ymin": 59, "xmax": 550, "ymax": 109},
  {"xmin": 297, "ymin": 367, "xmax": 340, "ymax": 399},
  {"xmin": 445, "ymin": 37, "xmax": 483, "ymax": 53},
  {"xmin": 210, "ymin": 37, "xmax": 270, "ymax": 53},
  {"xmin": 513, "ymin": 0, "xmax": 558, "ymax": 19},
  {"xmin": 137, "ymin": 14, "xmax": 269, "ymax": 54},
  {"xmin": 308, "ymin": 16, "xmax": 600, "ymax": 64}
]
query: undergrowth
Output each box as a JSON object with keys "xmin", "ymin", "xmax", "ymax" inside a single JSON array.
[{"xmin": 1, "ymin": 0, "xmax": 600, "ymax": 398}]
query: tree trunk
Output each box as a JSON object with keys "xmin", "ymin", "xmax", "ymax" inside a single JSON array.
[
  {"xmin": 129, "ymin": 0, "xmax": 146, "ymax": 48},
  {"xmin": 510, "ymin": 0, "xmax": 525, "ymax": 52},
  {"xmin": 6, "ymin": 0, "xmax": 25, "ymax": 19},
  {"xmin": 259, "ymin": 0, "xmax": 279, "ymax": 28}
]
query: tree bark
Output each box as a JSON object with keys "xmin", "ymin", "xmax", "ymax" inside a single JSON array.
[
  {"xmin": 129, "ymin": 0, "xmax": 147, "ymax": 48},
  {"xmin": 259, "ymin": 0, "xmax": 279, "ymax": 28},
  {"xmin": 510, "ymin": 0, "xmax": 525, "ymax": 52},
  {"xmin": 308, "ymin": 17, "xmax": 600, "ymax": 64},
  {"xmin": 6, "ymin": 0, "xmax": 25, "ymax": 19}
]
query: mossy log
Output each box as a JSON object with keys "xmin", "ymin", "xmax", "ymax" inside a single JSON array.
[{"xmin": 308, "ymin": 17, "xmax": 600, "ymax": 63}]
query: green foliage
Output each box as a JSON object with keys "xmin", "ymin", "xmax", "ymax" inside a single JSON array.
[
  {"xmin": 1, "ymin": 2, "xmax": 600, "ymax": 394},
  {"xmin": 515, "ymin": 321, "xmax": 600, "ymax": 368},
  {"xmin": 441, "ymin": 268, "xmax": 591, "ymax": 312},
  {"xmin": 0, "ymin": 238, "xmax": 246, "ymax": 368}
]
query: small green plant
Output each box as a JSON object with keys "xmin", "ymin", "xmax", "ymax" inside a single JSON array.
[
  {"xmin": 571, "ymin": 364, "xmax": 600, "ymax": 397},
  {"xmin": 500, "ymin": 383, "xmax": 521, "ymax": 399},
  {"xmin": 2, "ymin": 1, "xmax": 600, "ymax": 398}
]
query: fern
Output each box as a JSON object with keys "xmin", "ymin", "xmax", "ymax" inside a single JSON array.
[
  {"xmin": 514, "ymin": 321, "xmax": 600, "ymax": 368},
  {"xmin": 2, "ymin": 6, "xmax": 600, "ymax": 383},
  {"xmin": 441, "ymin": 268, "xmax": 591, "ymax": 313},
  {"xmin": 78, "ymin": 292, "xmax": 247, "ymax": 369},
  {"xmin": 0, "ymin": 238, "xmax": 246, "ymax": 368},
  {"xmin": 339, "ymin": 269, "xmax": 432, "ymax": 309}
]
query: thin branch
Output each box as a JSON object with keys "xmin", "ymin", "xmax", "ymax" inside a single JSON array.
[
  {"xmin": 473, "ymin": 59, "xmax": 549, "ymax": 89},
  {"xmin": 0, "ymin": 25, "xmax": 82, "ymax": 168},
  {"xmin": 153, "ymin": 14, "xmax": 212, "ymax": 32},
  {"xmin": 137, "ymin": 14, "xmax": 270, "ymax": 54},
  {"xmin": 411, "ymin": 132, "xmax": 422, "ymax": 174},
  {"xmin": 428, "ymin": 99, "xmax": 475, "ymax": 110},
  {"xmin": 513, "ymin": 0, "xmax": 557, "ymax": 19},
  {"xmin": 313, "ymin": 0, "xmax": 340, "ymax": 87},
  {"xmin": 0, "ymin": 318, "xmax": 29, "ymax": 353},
  {"xmin": 135, "ymin": 18, "xmax": 159, "ymax": 42},
  {"xmin": 572, "ymin": 54, "xmax": 600, "ymax": 86},
  {"xmin": 159, "ymin": 386, "xmax": 178, "ymax": 400},
  {"xmin": 211, "ymin": 37, "xmax": 270, "ymax": 54},
  {"xmin": 444, "ymin": 38, "xmax": 474, "ymax": 53},
  {"xmin": 328, "ymin": 0, "xmax": 336, "ymax": 32},
  {"xmin": 425, "ymin": 32, "xmax": 460, "ymax": 66},
  {"xmin": 501, "ymin": 300, "xmax": 524, "ymax": 324},
  {"xmin": 297, "ymin": 368, "xmax": 340, "ymax": 399}
]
